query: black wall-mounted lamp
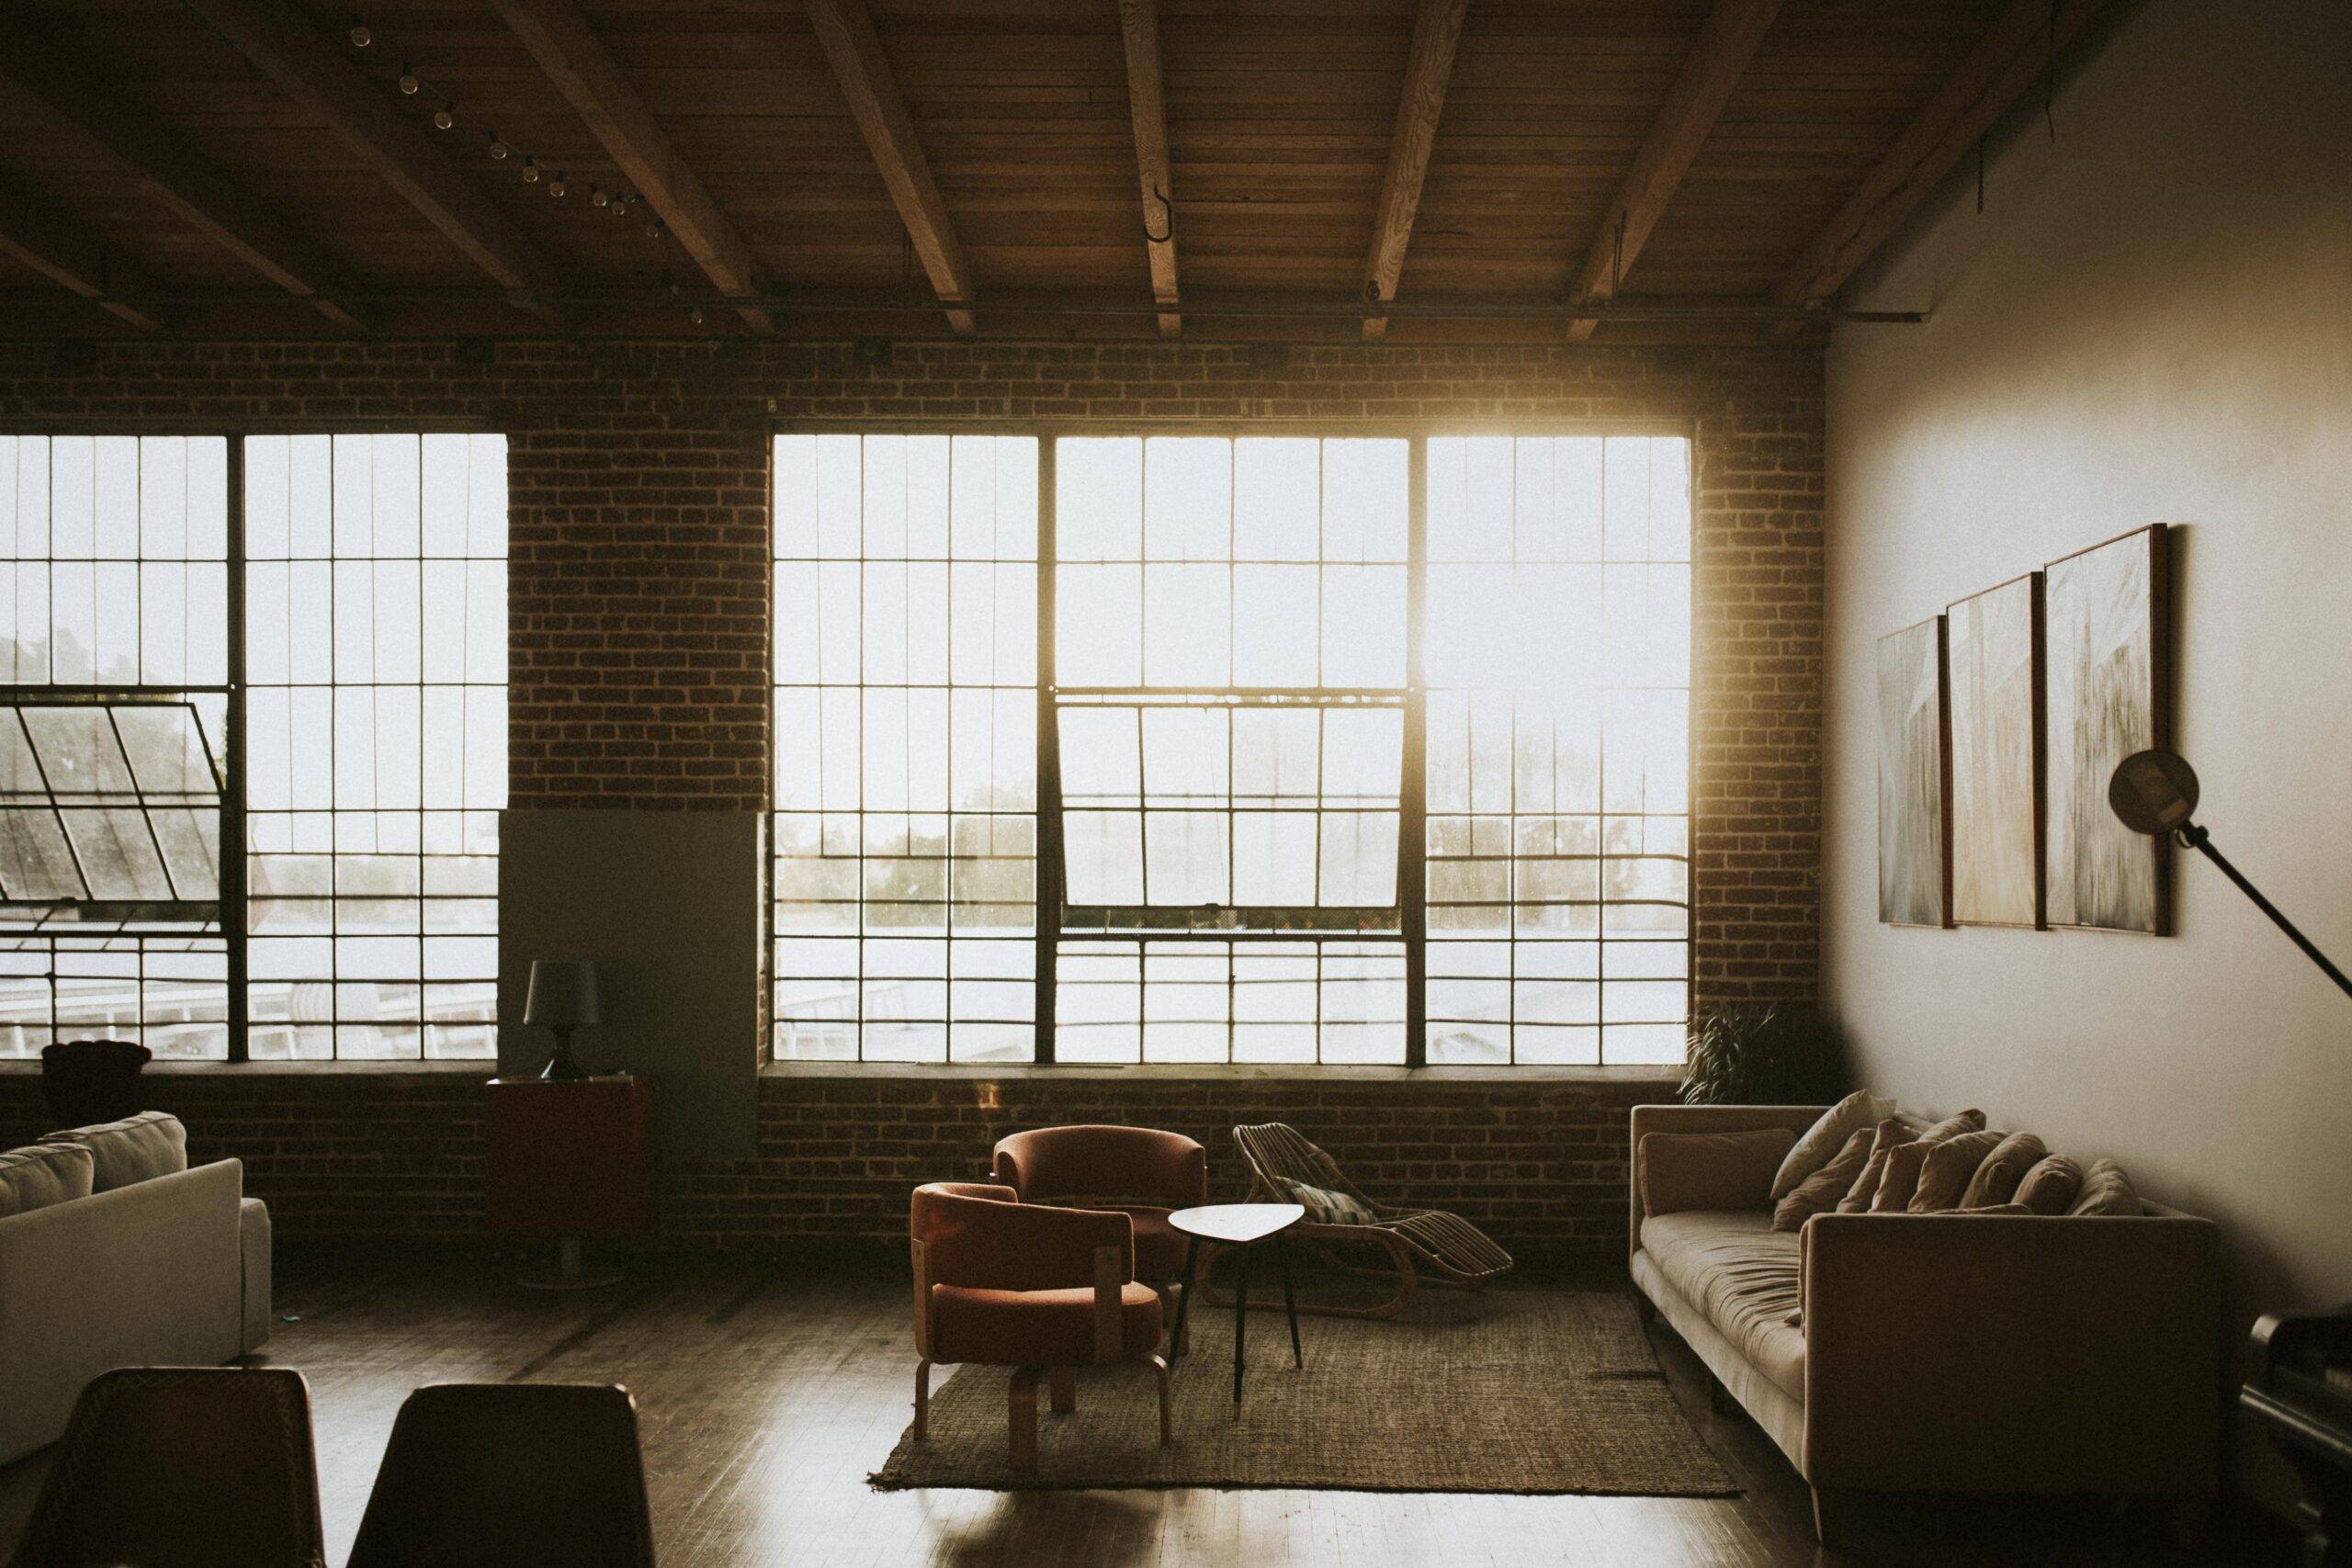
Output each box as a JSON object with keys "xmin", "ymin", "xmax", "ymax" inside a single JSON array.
[{"xmin": 2109, "ymin": 750, "xmax": 2352, "ymax": 998}]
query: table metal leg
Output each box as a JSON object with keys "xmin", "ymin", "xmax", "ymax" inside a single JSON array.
[
  {"xmin": 1278, "ymin": 1235, "xmax": 1303, "ymax": 1368},
  {"xmin": 1232, "ymin": 1241, "xmax": 1251, "ymax": 1405},
  {"xmin": 1169, "ymin": 1235, "xmax": 1200, "ymax": 1361}
]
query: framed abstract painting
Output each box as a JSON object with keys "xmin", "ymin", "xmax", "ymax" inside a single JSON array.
[
  {"xmin": 1948, "ymin": 573, "xmax": 2042, "ymax": 928},
  {"xmin": 2044, "ymin": 525, "xmax": 2169, "ymax": 933},
  {"xmin": 1876, "ymin": 615, "xmax": 1950, "ymax": 929}
]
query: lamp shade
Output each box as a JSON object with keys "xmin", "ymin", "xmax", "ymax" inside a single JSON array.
[{"xmin": 524, "ymin": 960, "xmax": 601, "ymax": 1029}]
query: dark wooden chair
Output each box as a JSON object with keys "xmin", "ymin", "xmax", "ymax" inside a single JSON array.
[
  {"xmin": 39, "ymin": 1037, "xmax": 152, "ymax": 1128},
  {"xmin": 346, "ymin": 1383, "xmax": 655, "ymax": 1568},
  {"xmin": 11, "ymin": 1367, "xmax": 326, "ymax": 1568}
]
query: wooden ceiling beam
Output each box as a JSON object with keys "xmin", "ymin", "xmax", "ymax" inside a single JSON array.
[
  {"xmin": 178, "ymin": 0, "xmax": 565, "ymax": 321},
  {"xmin": 0, "ymin": 185, "xmax": 166, "ymax": 333},
  {"xmin": 491, "ymin": 0, "xmax": 771, "ymax": 333},
  {"xmin": 803, "ymin": 0, "xmax": 978, "ymax": 336},
  {"xmin": 1361, "ymin": 0, "xmax": 1468, "ymax": 341},
  {"xmin": 1565, "ymin": 0, "xmax": 1781, "ymax": 341},
  {"xmin": 1773, "ymin": 0, "xmax": 2109, "ymax": 309},
  {"xmin": 0, "ymin": 32, "xmax": 364, "ymax": 332},
  {"xmin": 1115, "ymin": 0, "xmax": 1180, "ymax": 338}
]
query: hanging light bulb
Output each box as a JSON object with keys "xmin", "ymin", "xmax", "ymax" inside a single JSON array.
[
  {"xmin": 645, "ymin": 218, "xmax": 664, "ymax": 240},
  {"xmin": 548, "ymin": 170, "xmax": 569, "ymax": 197},
  {"xmin": 348, "ymin": 17, "xmax": 372, "ymax": 47},
  {"xmin": 521, "ymin": 156, "xmax": 540, "ymax": 185},
  {"xmin": 590, "ymin": 186, "xmax": 610, "ymax": 209},
  {"xmin": 397, "ymin": 64, "xmax": 419, "ymax": 95},
  {"xmin": 610, "ymin": 193, "xmax": 630, "ymax": 218},
  {"xmin": 488, "ymin": 132, "xmax": 509, "ymax": 160},
  {"xmin": 433, "ymin": 103, "xmax": 455, "ymax": 130},
  {"xmin": 688, "ymin": 304, "xmax": 708, "ymax": 327}
]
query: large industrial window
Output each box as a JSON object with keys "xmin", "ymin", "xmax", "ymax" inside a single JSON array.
[
  {"xmin": 0, "ymin": 433, "xmax": 506, "ymax": 1061},
  {"xmin": 773, "ymin": 431, "xmax": 1691, "ymax": 1067}
]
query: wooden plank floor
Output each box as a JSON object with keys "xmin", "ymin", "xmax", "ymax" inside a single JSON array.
[{"xmin": 0, "ymin": 1252, "xmax": 2284, "ymax": 1566}]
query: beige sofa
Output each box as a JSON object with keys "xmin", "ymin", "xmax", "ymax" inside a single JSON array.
[
  {"xmin": 1628, "ymin": 1104, "xmax": 2221, "ymax": 1547},
  {"xmin": 0, "ymin": 1114, "xmax": 273, "ymax": 1464}
]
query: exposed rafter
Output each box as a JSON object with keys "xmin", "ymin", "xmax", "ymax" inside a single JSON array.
[
  {"xmin": 0, "ymin": 31, "xmax": 364, "ymax": 332},
  {"xmin": 1774, "ymin": 0, "xmax": 2108, "ymax": 310},
  {"xmin": 491, "ymin": 0, "xmax": 772, "ymax": 333},
  {"xmin": 0, "ymin": 185, "xmax": 166, "ymax": 333},
  {"xmin": 803, "ymin": 0, "xmax": 978, "ymax": 336},
  {"xmin": 1361, "ymin": 0, "xmax": 1468, "ymax": 341},
  {"xmin": 1114, "ymin": 0, "xmax": 1181, "ymax": 338},
  {"xmin": 1565, "ymin": 0, "xmax": 1781, "ymax": 341},
  {"xmin": 178, "ymin": 0, "xmax": 566, "ymax": 321}
]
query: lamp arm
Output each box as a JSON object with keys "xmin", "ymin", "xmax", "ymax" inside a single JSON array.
[{"xmin": 2178, "ymin": 824, "xmax": 2352, "ymax": 1001}]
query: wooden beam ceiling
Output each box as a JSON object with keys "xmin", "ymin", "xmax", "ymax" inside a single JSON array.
[
  {"xmin": 803, "ymin": 0, "xmax": 978, "ymax": 336},
  {"xmin": 1774, "ymin": 0, "xmax": 2109, "ymax": 310},
  {"xmin": 0, "ymin": 184, "xmax": 166, "ymax": 333},
  {"xmin": 1360, "ymin": 0, "xmax": 1468, "ymax": 342},
  {"xmin": 1564, "ymin": 0, "xmax": 1781, "ymax": 341},
  {"xmin": 0, "ymin": 31, "xmax": 365, "ymax": 332},
  {"xmin": 1115, "ymin": 0, "xmax": 1180, "ymax": 338},
  {"xmin": 178, "ymin": 0, "xmax": 566, "ymax": 320},
  {"xmin": 491, "ymin": 0, "xmax": 771, "ymax": 333}
]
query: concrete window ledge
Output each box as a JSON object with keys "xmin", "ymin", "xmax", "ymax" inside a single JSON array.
[
  {"xmin": 758, "ymin": 1060, "xmax": 1681, "ymax": 1088},
  {"xmin": 0, "ymin": 1059, "xmax": 495, "ymax": 1077}
]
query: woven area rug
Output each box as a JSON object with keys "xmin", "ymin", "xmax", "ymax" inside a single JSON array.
[{"xmin": 869, "ymin": 1286, "xmax": 1736, "ymax": 1495}]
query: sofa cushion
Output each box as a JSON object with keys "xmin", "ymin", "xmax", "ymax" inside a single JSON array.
[
  {"xmin": 0, "ymin": 1143, "xmax": 96, "ymax": 1218},
  {"xmin": 2069, "ymin": 1157, "xmax": 2144, "ymax": 1216},
  {"xmin": 1638, "ymin": 1128, "xmax": 1794, "ymax": 1217},
  {"xmin": 1773, "ymin": 1126, "xmax": 1872, "ymax": 1233},
  {"xmin": 1908, "ymin": 1129, "xmax": 2005, "ymax": 1211},
  {"xmin": 43, "ymin": 1111, "xmax": 187, "ymax": 1192},
  {"xmin": 1837, "ymin": 1120, "xmax": 1918, "ymax": 1213},
  {"xmin": 1916, "ymin": 1108, "xmax": 1987, "ymax": 1145},
  {"xmin": 2014, "ymin": 1155, "xmax": 2085, "ymax": 1214},
  {"xmin": 1961, "ymin": 1132, "xmax": 2046, "ymax": 1209},
  {"xmin": 1639, "ymin": 1209, "xmax": 1806, "ymax": 1403},
  {"xmin": 1771, "ymin": 1089, "xmax": 1897, "ymax": 1201}
]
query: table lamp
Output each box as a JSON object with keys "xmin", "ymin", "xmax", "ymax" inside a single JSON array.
[
  {"xmin": 2108, "ymin": 749, "xmax": 2352, "ymax": 998},
  {"xmin": 524, "ymin": 959, "xmax": 601, "ymax": 1081}
]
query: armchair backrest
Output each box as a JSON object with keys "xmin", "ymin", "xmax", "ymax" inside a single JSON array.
[{"xmin": 991, "ymin": 1124, "xmax": 1207, "ymax": 1212}]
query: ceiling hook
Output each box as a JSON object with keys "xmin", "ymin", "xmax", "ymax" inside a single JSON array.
[{"xmin": 1142, "ymin": 185, "xmax": 1174, "ymax": 245}]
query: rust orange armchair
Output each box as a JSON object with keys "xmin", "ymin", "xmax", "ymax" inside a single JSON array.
[
  {"xmin": 909, "ymin": 1181, "xmax": 1172, "ymax": 1472},
  {"xmin": 990, "ymin": 1124, "xmax": 1207, "ymax": 1294}
]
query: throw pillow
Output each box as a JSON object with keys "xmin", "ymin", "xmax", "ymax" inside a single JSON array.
[
  {"xmin": 1837, "ymin": 1119, "xmax": 1917, "ymax": 1213},
  {"xmin": 0, "ymin": 1142, "xmax": 96, "ymax": 1218},
  {"xmin": 1908, "ymin": 1129, "xmax": 2005, "ymax": 1212},
  {"xmin": 1276, "ymin": 1178, "xmax": 1375, "ymax": 1226},
  {"xmin": 1637, "ymin": 1128, "xmax": 1795, "ymax": 1217},
  {"xmin": 1770, "ymin": 1089, "xmax": 1898, "ymax": 1201},
  {"xmin": 1772, "ymin": 1127, "xmax": 1873, "ymax": 1233},
  {"xmin": 1960, "ymin": 1131, "xmax": 2046, "ymax": 1209},
  {"xmin": 2013, "ymin": 1155, "xmax": 2085, "ymax": 1214},
  {"xmin": 2069, "ymin": 1157, "xmax": 2143, "ymax": 1216},
  {"xmin": 42, "ymin": 1111, "xmax": 187, "ymax": 1193},
  {"xmin": 1869, "ymin": 1138, "xmax": 1935, "ymax": 1212},
  {"xmin": 1915, "ymin": 1108, "xmax": 1987, "ymax": 1145}
]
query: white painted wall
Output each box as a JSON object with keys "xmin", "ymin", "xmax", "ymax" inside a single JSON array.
[{"xmin": 1823, "ymin": 0, "xmax": 2352, "ymax": 1322}]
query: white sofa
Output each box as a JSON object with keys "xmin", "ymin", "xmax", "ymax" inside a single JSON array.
[{"xmin": 0, "ymin": 1112, "xmax": 273, "ymax": 1464}]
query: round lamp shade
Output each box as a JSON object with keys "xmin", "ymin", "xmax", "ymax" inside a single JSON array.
[
  {"xmin": 2109, "ymin": 749, "xmax": 2200, "ymax": 836},
  {"xmin": 524, "ymin": 959, "xmax": 602, "ymax": 1028}
]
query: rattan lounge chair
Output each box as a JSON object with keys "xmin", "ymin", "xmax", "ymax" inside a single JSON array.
[{"xmin": 1207, "ymin": 1122, "xmax": 1515, "ymax": 1320}]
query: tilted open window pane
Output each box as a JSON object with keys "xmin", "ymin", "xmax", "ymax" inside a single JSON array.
[
  {"xmin": 0, "ymin": 703, "xmax": 223, "ymax": 909},
  {"xmin": 772, "ymin": 434, "xmax": 1039, "ymax": 1064}
]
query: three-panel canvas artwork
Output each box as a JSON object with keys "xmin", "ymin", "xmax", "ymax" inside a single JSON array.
[{"xmin": 1876, "ymin": 525, "xmax": 2166, "ymax": 934}]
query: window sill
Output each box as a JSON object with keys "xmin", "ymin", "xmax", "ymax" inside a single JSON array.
[
  {"xmin": 758, "ymin": 1060, "xmax": 1681, "ymax": 1087},
  {"xmin": 0, "ymin": 1059, "xmax": 495, "ymax": 1077}
]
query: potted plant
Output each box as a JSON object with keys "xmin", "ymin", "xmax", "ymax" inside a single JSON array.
[{"xmin": 1679, "ymin": 1003, "xmax": 1849, "ymax": 1106}]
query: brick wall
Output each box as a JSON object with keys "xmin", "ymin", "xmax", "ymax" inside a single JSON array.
[
  {"xmin": 0, "ymin": 334, "xmax": 1821, "ymax": 1252},
  {"xmin": 0, "ymin": 1067, "xmax": 1672, "ymax": 1260}
]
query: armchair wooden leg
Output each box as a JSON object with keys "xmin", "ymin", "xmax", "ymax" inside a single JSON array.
[
  {"xmin": 1008, "ymin": 1367, "xmax": 1041, "ymax": 1472},
  {"xmin": 913, "ymin": 1359, "xmax": 932, "ymax": 1440},
  {"xmin": 1048, "ymin": 1367, "xmax": 1076, "ymax": 1414},
  {"xmin": 1151, "ymin": 1353, "xmax": 1172, "ymax": 1446}
]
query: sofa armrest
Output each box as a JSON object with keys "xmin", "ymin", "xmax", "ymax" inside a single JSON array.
[
  {"xmin": 240, "ymin": 1196, "xmax": 273, "ymax": 1353},
  {"xmin": 1628, "ymin": 1104, "xmax": 1825, "ymax": 1255},
  {"xmin": 1801, "ymin": 1211, "xmax": 2221, "ymax": 1495}
]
